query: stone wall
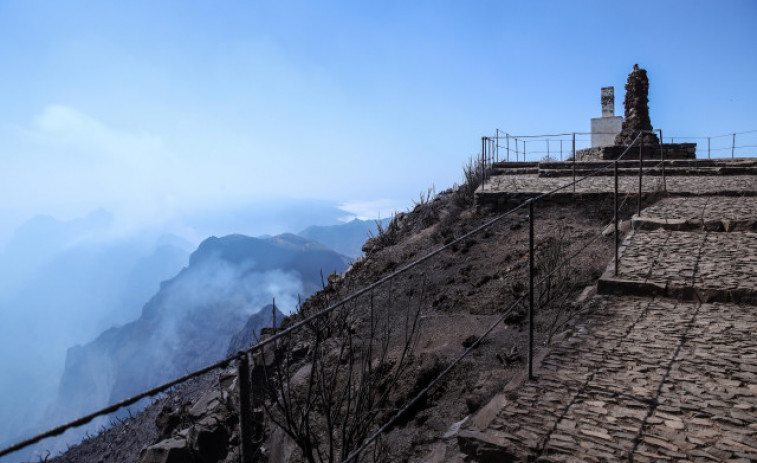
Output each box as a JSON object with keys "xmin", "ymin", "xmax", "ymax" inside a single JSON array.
[{"xmin": 577, "ymin": 143, "xmax": 696, "ymax": 161}]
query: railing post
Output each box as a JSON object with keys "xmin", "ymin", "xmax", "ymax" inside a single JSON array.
[
  {"xmin": 614, "ymin": 160, "xmax": 619, "ymax": 277},
  {"xmin": 528, "ymin": 199, "xmax": 535, "ymax": 380},
  {"xmin": 708, "ymin": 136, "xmax": 711, "ymax": 159},
  {"xmin": 546, "ymin": 139, "xmax": 550, "ymax": 161},
  {"xmin": 659, "ymin": 129, "xmax": 666, "ymax": 192},
  {"xmin": 481, "ymin": 137, "xmax": 486, "ymax": 192},
  {"xmin": 238, "ymin": 353, "xmax": 253, "ymax": 463},
  {"xmin": 490, "ymin": 137, "xmax": 494, "ymax": 166},
  {"xmin": 560, "ymin": 139, "xmax": 563, "ymax": 161},
  {"xmin": 572, "ymin": 132, "xmax": 576, "ymax": 160},
  {"xmin": 732, "ymin": 133, "xmax": 736, "ymax": 159},
  {"xmin": 572, "ymin": 133, "xmax": 576, "ymax": 193},
  {"xmin": 515, "ymin": 137, "xmax": 519, "ymax": 162},
  {"xmin": 496, "ymin": 130, "xmax": 499, "ymax": 163},
  {"xmin": 638, "ymin": 139, "xmax": 643, "ymax": 217},
  {"xmin": 523, "ymin": 140, "xmax": 527, "ymax": 162},
  {"xmin": 506, "ymin": 133, "xmax": 510, "ymax": 162}
]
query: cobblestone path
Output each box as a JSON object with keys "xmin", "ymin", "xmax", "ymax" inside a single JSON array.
[
  {"xmin": 478, "ymin": 174, "xmax": 756, "ymax": 196},
  {"xmin": 459, "ymin": 195, "xmax": 757, "ymax": 462},
  {"xmin": 460, "ymin": 295, "xmax": 757, "ymax": 462}
]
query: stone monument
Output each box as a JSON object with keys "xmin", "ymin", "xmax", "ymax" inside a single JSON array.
[
  {"xmin": 591, "ymin": 87, "xmax": 623, "ymax": 147},
  {"xmin": 576, "ymin": 65, "xmax": 696, "ymax": 161},
  {"xmin": 614, "ymin": 64, "xmax": 659, "ymax": 146}
]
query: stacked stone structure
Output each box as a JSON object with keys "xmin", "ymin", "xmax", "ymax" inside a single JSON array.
[{"xmin": 615, "ymin": 64, "xmax": 659, "ymax": 146}]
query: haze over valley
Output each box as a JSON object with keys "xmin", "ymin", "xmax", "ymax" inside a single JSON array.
[{"xmin": 0, "ymin": 202, "xmax": 383, "ymax": 460}]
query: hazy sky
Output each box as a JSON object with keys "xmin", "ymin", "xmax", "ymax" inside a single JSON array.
[{"xmin": 1, "ymin": 0, "xmax": 755, "ymax": 240}]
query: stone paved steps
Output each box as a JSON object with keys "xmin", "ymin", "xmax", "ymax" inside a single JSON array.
[
  {"xmin": 488, "ymin": 160, "xmax": 757, "ymax": 179},
  {"xmin": 632, "ymin": 196, "xmax": 757, "ymax": 231},
  {"xmin": 598, "ymin": 230, "xmax": 757, "ymax": 304},
  {"xmin": 491, "ymin": 162, "xmax": 541, "ymax": 169},
  {"xmin": 491, "ymin": 167, "xmax": 540, "ymax": 176},
  {"xmin": 458, "ymin": 194, "xmax": 757, "ymax": 462},
  {"xmin": 478, "ymin": 174, "xmax": 756, "ymax": 196},
  {"xmin": 539, "ymin": 166, "xmax": 757, "ymax": 177},
  {"xmin": 476, "ymin": 175, "xmax": 757, "ymax": 211},
  {"xmin": 459, "ymin": 296, "xmax": 757, "ymax": 462},
  {"xmin": 538, "ymin": 159, "xmax": 757, "ymax": 169},
  {"xmin": 477, "ymin": 159, "xmax": 757, "ymax": 212}
]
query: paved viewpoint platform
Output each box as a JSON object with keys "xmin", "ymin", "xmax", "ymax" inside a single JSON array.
[
  {"xmin": 475, "ymin": 159, "xmax": 757, "ymax": 211},
  {"xmin": 481, "ymin": 175, "xmax": 756, "ymax": 196},
  {"xmin": 459, "ymin": 190, "xmax": 757, "ymax": 461}
]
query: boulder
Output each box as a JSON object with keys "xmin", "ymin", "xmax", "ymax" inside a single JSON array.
[
  {"xmin": 139, "ymin": 437, "xmax": 192, "ymax": 463},
  {"xmin": 155, "ymin": 405, "xmax": 182, "ymax": 439},
  {"xmin": 188, "ymin": 390, "xmax": 224, "ymax": 419},
  {"xmin": 268, "ymin": 426, "xmax": 297, "ymax": 463},
  {"xmin": 187, "ymin": 417, "xmax": 229, "ymax": 463}
]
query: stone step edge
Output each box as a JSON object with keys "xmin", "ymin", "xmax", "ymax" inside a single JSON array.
[
  {"xmin": 597, "ymin": 229, "xmax": 757, "ymax": 303},
  {"xmin": 456, "ymin": 344, "xmax": 562, "ymax": 462},
  {"xmin": 597, "ymin": 273, "xmax": 757, "ymax": 304},
  {"xmin": 474, "ymin": 191, "xmax": 757, "ymax": 214},
  {"xmin": 457, "ymin": 429, "xmax": 523, "ymax": 463},
  {"xmin": 475, "ymin": 189, "xmax": 757, "ymax": 199},
  {"xmin": 631, "ymin": 216, "xmax": 757, "ymax": 232},
  {"xmin": 538, "ymin": 167, "xmax": 757, "ymax": 177},
  {"xmin": 541, "ymin": 158, "xmax": 757, "ymax": 168},
  {"xmin": 491, "ymin": 168, "xmax": 539, "ymax": 176},
  {"xmin": 492, "ymin": 159, "xmax": 757, "ymax": 170}
]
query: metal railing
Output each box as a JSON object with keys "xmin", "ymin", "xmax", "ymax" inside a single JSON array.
[
  {"xmin": 482, "ymin": 128, "xmax": 757, "ymax": 164},
  {"xmin": 0, "ymin": 129, "xmax": 749, "ymax": 463},
  {"xmin": 664, "ymin": 129, "xmax": 757, "ymax": 159}
]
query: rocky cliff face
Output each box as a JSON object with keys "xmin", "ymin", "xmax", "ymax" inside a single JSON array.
[
  {"xmin": 44, "ymin": 234, "xmax": 350, "ymax": 432},
  {"xmin": 226, "ymin": 304, "xmax": 285, "ymax": 357}
]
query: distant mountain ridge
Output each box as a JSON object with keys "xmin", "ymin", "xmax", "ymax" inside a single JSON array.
[{"xmin": 298, "ymin": 218, "xmax": 391, "ymax": 258}]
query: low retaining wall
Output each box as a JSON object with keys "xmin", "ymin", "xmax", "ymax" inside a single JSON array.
[{"xmin": 577, "ymin": 143, "xmax": 696, "ymax": 161}]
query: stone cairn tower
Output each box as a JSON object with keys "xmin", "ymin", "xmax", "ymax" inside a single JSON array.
[{"xmin": 614, "ymin": 64, "xmax": 660, "ymax": 146}]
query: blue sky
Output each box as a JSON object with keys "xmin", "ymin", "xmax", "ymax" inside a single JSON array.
[{"xmin": 0, "ymin": 0, "xmax": 755, "ymax": 241}]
